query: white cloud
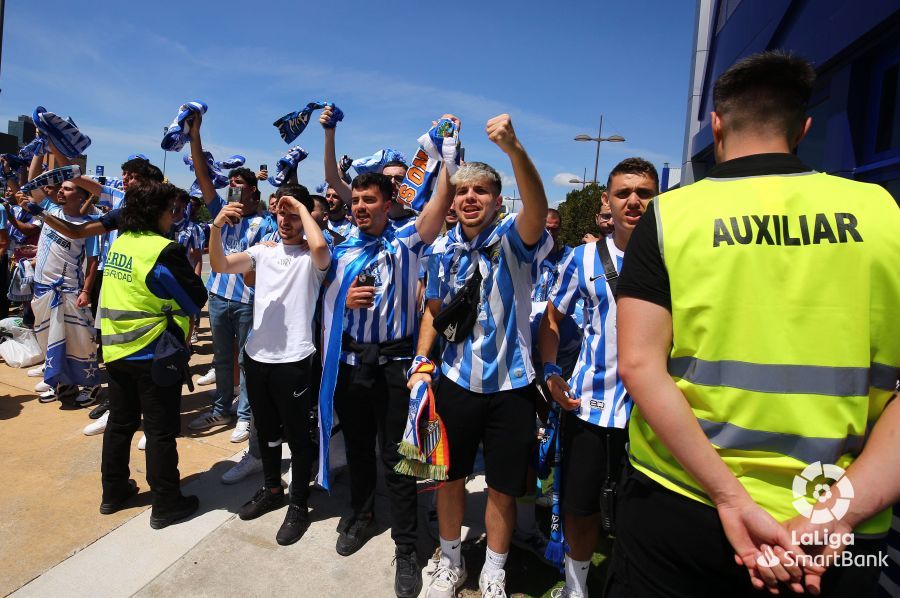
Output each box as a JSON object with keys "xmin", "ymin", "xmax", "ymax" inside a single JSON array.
[{"xmin": 552, "ymin": 172, "xmax": 582, "ymax": 188}]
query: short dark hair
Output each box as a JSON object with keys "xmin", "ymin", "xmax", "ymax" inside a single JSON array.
[
  {"xmin": 383, "ymin": 160, "xmax": 408, "ymax": 171},
  {"xmin": 275, "ymin": 184, "xmax": 313, "ymax": 212},
  {"xmin": 351, "ymin": 172, "xmax": 393, "ymax": 203},
  {"xmin": 606, "ymin": 157, "xmax": 660, "ymax": 191},
  {"xmin": 310, "ymin": 194, "xmax": 329, "ymax": 213},
  {"xmin": 120, "ymin": 182, "xmax": 179, "ymax": 233},
  {"xmin": 713, "ymin": 50, "xmax": 816, "ymax": 140},
  {"xmin": 228, "ymin": 167, "xmax": 260, "ymax": 203},
  {"xmin": 121, "ymin": 158, "xmax": 164, "ymax": 182},
  {"xmin": 547, "ymin": 208, "xmax": 561, "ymax": 222}
]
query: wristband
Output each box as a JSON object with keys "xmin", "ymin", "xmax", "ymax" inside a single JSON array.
[
  {"xmin": 406, "ymin": 355, "xmax": 436, "ymax": 379},
  {"xmin": 543, "ymin": 362, "xmax": 563, "ymax": 382},
  {"xmin": 24, "ymin": 202, "xmax": 45, "ymax": 216},
  {"xmin": 212, "ymin": 222, "xmax": 223, "ymax": 229}
]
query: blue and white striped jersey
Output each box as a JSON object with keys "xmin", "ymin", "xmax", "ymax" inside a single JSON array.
[
  {"xmin": 426, "ymin": 214, "xmax": 552, "ymax": 393},
  {"xmin": 329, "ymin": 217, "xmax": 356, "ymax": 239},
  {"xmin": 532, "ymin": 245, "xmax": 573, "ymax": 303},
  {"xmin": 549, "ymin": 237, "xmax": 630, "ymax": 428},
  {"xmin": 206, "ymin": 194, "xmax": 275, "ymax": 304},
  {"xmin": 326, "ymin": 222, "xmax": 426, "ymax": 365},
  {"xmin": 34, "ymin": 206, "xmax": 100, "ymax": 291},
  {"xmin": 97, "ymin": 185, "xmax": 126, "ymax": 270},
  {"xmin": 172, "ymin": 220, "xmax": 204, "ymax": 253}
]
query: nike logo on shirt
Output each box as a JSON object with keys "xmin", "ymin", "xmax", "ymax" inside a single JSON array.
[
  {"xmin": 589, "ymin": 273, "xmax": 605, "ymax": 282},
  {"xmin": 293, "ymin": 389, "xmax": 307, "ymax": 398}
]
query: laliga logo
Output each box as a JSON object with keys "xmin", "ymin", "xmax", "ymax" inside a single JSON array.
[{"xmin": 791, "ymin": 461, "xmax": 854, "ymax": 523}]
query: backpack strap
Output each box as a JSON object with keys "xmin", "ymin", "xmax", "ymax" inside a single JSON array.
[{"xmin": 595, "ymin": 239, "xmax": 618, "ymax": 298}]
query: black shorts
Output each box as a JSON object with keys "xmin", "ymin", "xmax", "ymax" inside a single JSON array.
[
  {"xmin": 561, "ymin": 411, "xmax": 627, "ymax": 516},
  {"xmin": 435, "ymin": 377, "xmax": 537, "ymax": 497},
  {"xmin": 605, "ymin": 466, "xmax": 886, "ymax": 598}
]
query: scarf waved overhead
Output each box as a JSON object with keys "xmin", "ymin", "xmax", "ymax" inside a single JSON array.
[
  {"xmin": 273, "ymin": 101, "xmax": 343, "ymax": 144},
  {"xmin": 316, "ymin": 229, "xmax": 398, "ymax": 490},
  {"xmin": 182, "ymin": 152, "xmax": 246, "ymax": 197},
  {"xmin": 351, "ymin": 148, "xmax": 407, "ymax": 176},
  {"xmin": 267, "ymin": 146, "xmax": 308, "ymax": 187},
  {"xmin": 397, "ymin": 118, "xmax": 461, "ymax": 212},
  {"xmin": 20, "ymin": 165, "xmax": 82, "ymax": 193},
  {"xmin": 395, "ymin": 362, "xmax": 450, "ymax": 480},
  {"xmin": 32, "ymin": 106, "xmax": 91, "ymax": 159},
  {"xmin": 161, "ymin": 101, "xmax": 207, "ymax": 152}
]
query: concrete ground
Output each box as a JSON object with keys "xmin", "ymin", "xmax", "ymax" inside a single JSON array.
[{"xmin": 2, "ymin": 313, "xmax": 608, "ymax": 597}]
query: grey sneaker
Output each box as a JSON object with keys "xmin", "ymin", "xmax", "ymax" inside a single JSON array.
[
  {"xmin": 221, "ymin": 451, "xmax": 263, "ymax": 484},
  {"xmin": 188, "ymin": 411, "xmax": 233, "ymax": 430}
]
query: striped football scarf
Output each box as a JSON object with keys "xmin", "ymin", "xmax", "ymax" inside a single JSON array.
[
  {"xmin": 273, "ymin": 101, "xmax": 343, "ymax": 144},
  {"xmin": 267, "ymin": 146, "xmax": 308, "ymax": 187},
  {"xmin": 183, "ymin": 152, "xmax": 246, "ymax": 196},
  {"xmin": 161, "ymin": 101, "xmax": 207, "ymax": 152},
  {"xmin": 351, "ymin": 148, "xmax": 407, "ymax": 176},
  {"xmin": 395, "ymin": 364, "xmax": 450, "ymax": 480},
  {"xmin": 317, "ymin": 229, "xmax": 398, "ymax": 491},
  {"xmin": 32, "ymin": 107, "xmax": 91, "ymax": 159},
  {"xmin": 20, "ymin": 165, "xmax": 82, "ymax": 193},
  {"xmin": 543, "ymin": 404, "xmax": 567, "ymax": 570},
  {"xmin": 397, "ymin": 118, "xmax": 461, "ymax": 211}
]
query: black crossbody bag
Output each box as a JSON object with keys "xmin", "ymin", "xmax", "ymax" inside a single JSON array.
[
  {"xmin": 596, "ymin": 239, "xmax": 620, "ymax": 534},
  {"xmin": 432, "ymin": 254, "xmax": 483, "ymax": 343}
]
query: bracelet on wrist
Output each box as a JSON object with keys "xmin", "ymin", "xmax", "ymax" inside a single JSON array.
[
  {"xmin": 212, "ymin": 222, "xmax": 223, "ymax": 229},
  {"xmin": 543, "ymin": 362, "xmax": 563, "ymax": 382}
]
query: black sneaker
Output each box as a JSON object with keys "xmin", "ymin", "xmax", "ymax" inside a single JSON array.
[
  {"xmin": 57, "ymin": 384, "xmax": 79, "ymax": 407},
  {"xmin": 89, "ymin": 398, "xmax": 110, "ymax": 419},
  {"xmin": 239, "ymin": 486, "xmax": 285, "ymax": 521},
  {"xmin": 393, "ymin": 547, "xmax": 423, "ymax": 598},
  {"xmin": 99, "ymin": 479, "xmax": 139, "ymax": 515},
  {"xmin": 335, "ymin": 513, "xmax": 375, "ymax": 556},
  {"xmin": 276, "ymin": 503, "xmax": 310, "ymax": 546},
  {"xmin": 336, "ymin": 512, "xmax": 355, "ymax": 534},
  {"xmin": 149, "ymin": 495, "xmax": 199, "ymax": 530}
]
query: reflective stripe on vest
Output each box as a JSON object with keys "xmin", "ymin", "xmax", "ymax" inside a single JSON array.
[
  {"xmin": 99, "ymin": 232, "xmax": 190, "ymax": 362},
  {"xmin": 628, "ymin": 172, "xmax": 900, "ymax": 536}
]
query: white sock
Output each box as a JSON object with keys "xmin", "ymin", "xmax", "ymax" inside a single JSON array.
[
  {"xmin": 440, "ymin": 536, "xmax": 462, "ymax": 568},
  {"xmin": 482, "ymin": 546, "xmax": 508, "ymax": 578},
  {"xmin": 564, "ymin": 554, "xmax": 591, "ymax": 596},
  {"xmin": 515, "ymin": 500, "xmax": 537, "ymax": 535}
]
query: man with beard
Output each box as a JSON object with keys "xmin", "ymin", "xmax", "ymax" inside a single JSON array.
[
  {"xmin": 317, "ymin": 116, "xmax": 457, "ymax": 598},
  {"xmin": 324, "ymin": 185, "xmax": 355, "ymax": 238}
]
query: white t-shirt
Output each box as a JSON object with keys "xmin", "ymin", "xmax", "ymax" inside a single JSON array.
[
  {"xmin": 242, "ymin": 242, "xmax": 327, "ymax": 364},
  {"xmin": 34, "ymin": 206, "xmax": 99, "ymax": 290}
]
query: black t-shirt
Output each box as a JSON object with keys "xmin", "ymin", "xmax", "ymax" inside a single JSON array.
[
  {"xmin": 99, "ymin": 208, "xmax": 121, "ymax": 231},
  {"xmin": 616, "ymin": 153, "xmax": 815, "ymax": 310}
]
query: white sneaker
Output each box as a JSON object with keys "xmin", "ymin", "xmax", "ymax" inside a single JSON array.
[
  {"xmin": 425, "ymin": 558, "xmax": 467, "ymax": 598},
  {"xmin": 550, "ymin": 586, "xmax": 585, "ymax": 598},
  {"xmin": 190, "ymin": 330, "xmax": 199, "ymax": 345},
  {"xmin": 221, "ymin": 451, "xmax": 263, "ymax": 485},
  {"xmin": 27, "ymin": 364, "xmax": 45, "ymax": 377},
  {"xmin": 188, "ymin": 411, "xmax": 234, "ymax": 430},
  {"xmin": 83, "ymin": 411, "xmax": 109, "ymax": 436},
  {"xmin": 196, "ymin": 368, "xmax": 216, "ymax": 386},
  {"xmin": 138, "ymin": 434, "xmax": 147, "ymax": 450},
  {"xmin": 38, "ymin": 388, "xmax": 57, "ymax": 403},
  {"xmin": 479, "ymin": 569, "xmax": 507, "ymax": 598},
  {"xmin": 34, "ymin": 380, "xmax": 51, "ymax": 393},
  {"xmin": 230, "ymin": 420, "xmax": 251, "ymax": 443}
]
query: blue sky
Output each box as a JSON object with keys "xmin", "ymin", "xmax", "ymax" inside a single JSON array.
[{"xmin": 0, "ymin": 0, "xmax": 696, "ymax": 205}]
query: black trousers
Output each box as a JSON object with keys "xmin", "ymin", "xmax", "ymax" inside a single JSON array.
[
  {"xmin": 101, "ymin": 359, "xmax": 183, "ymax": 510},
  {"xmin": 243, "ymin": 352, "xmax": 317, "ymax": 505},
  {"xmin": 606, "ymin": 466, "xmax": 885, "ymax": 598},
  {"xmin": 333, "ymin": 359, "xmax": 417, "ymax": 548}
]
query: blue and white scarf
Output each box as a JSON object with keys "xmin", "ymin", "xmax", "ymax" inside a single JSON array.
[
  {"xmin": 3, "ymin": 137, "xmax": 47, "ymax": 174},
  {"xmin": 273, "ymin": 101, "xmax": 343, "ymax": 144},
  {"xmin": 32, "ymin": 280, "xmax": 100, "ymax": 389},
  {"xmin": 161, "ymin": 101, "xmax": 207, "ymax": 152},
  {"xmin": 183, "ymin": 152, "xmax": 246, "ymax": 196},
  {"xmin": 20, "ymin": 165, "xmax": 82, "ymax": 193},
  {"xmin": 397, "ymin": 119, "xmax": 461, "ymax": 211},
  {"xmin": 267, "ymin": 146, "xmax": 308, "ymax": 187},
  {"xmin": 351, "ymin": 148, "xmax": 407, "ymax": 176},
  {"xmin": 317, "ymin": 229, "xmax": 399, "ymax": 490},
  {"xmin": 32, "ymin": 107, "xmax": 91, "ymax": 159}
]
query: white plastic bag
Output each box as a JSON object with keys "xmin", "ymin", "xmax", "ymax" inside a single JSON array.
[{"xmin": 0, "ymin": 324, "xmax": 44, "ymax": 368}]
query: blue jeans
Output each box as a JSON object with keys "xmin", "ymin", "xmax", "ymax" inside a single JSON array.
[{"xmin": 208, "ymin": 293, "xmax": 253, "ymax": 422}]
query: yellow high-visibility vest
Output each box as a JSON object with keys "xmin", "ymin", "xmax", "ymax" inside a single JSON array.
[
  {"xmin": 628, "ymin": 170, "xmax": 900, "ymax": 536},
  {"xmin": 99, "ymin": 231, "xmax": 189, "ymax": 362}
]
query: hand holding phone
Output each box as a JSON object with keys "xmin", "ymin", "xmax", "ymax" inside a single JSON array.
[
  {"xmin": 226, "ymin": 187, "xmax": 243, "ymax": 224},
  {"xmin": 357, "ymin": 273, "xmax": 375, "ymax": 287}
]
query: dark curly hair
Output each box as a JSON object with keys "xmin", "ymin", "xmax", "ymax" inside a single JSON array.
[
  {"xmin": 120, "ymin": 182, "xmax": 180, "ymax": 233},
  {"xmin": 120, "ymin": 158, "xmax": 164, "ymax": 183}
]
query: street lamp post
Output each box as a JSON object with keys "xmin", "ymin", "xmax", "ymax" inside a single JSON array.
[{"xmin": 574, "ymin": 115, "xmax": 626, "ymax": 184}]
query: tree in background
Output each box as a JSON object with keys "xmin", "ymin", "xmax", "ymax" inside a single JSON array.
[{"xmin": 556, "ymin": 183, "xmax": 606, "ymax": 247}]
